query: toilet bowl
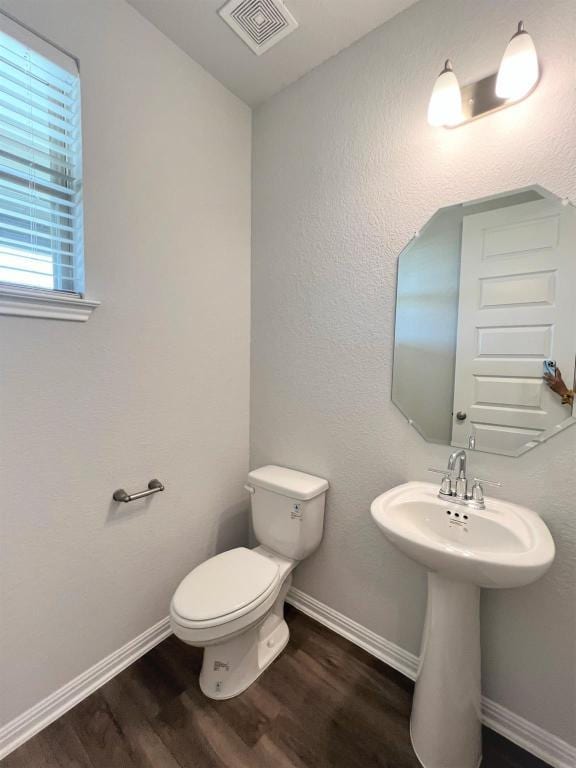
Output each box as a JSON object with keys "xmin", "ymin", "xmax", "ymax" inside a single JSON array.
[
  {"xmin": 171, "ymin": 545, "xmax": 296, "ymax": 698},
  {"xmin": 170, "ymin": 465, "xmax": 328, "ymax": 699}
]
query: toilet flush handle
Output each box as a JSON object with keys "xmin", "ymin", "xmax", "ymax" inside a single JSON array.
[{"xmin": 244, "ymin": 484, "xmax": 255, "ymax": 494}]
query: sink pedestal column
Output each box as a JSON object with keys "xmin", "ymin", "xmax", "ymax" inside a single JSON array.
[{"xmin": 411, "ymin": 573, "xmax": 482, "ymax": 768}]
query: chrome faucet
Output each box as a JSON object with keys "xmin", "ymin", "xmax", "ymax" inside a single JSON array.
[
  {"xmin": 448, "ymin": 449, "xmax": 467, "ymax": 499},
  {"xmin": 428, "ymin": 450, "xmax": 501, "ymax": 510},
  {"xmin": 447, "ymin": 449, "xmax": 466, "ymax": 474}
]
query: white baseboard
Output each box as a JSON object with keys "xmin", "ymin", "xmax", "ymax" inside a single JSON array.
[
  {"xmin": 481, "ymin": 698, "xmax": 576, "ymax": 768},
  {"xmin": 287, "ymin": 586, "xmax": 576, "ymax": 768},
  {"xmin": 287, "ymin": 585, "xmax": 419, "ymax": 679},
  {"xmin": 0, "ymin": 616, "xmax": 171, "ymax": 760}
]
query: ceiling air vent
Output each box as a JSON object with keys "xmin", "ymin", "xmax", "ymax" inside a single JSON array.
[{"xmin": 219, "ymin": 0, "xmax": 298, "ymax": 56}]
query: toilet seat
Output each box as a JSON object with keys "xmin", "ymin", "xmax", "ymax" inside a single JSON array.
[
  {"xmin": 170, "ymin": 546, "xmax": 295, "ymax": 647},
  {"xmin": 171, "ymin": 547, "xmax": 280, "ymax": 629}
]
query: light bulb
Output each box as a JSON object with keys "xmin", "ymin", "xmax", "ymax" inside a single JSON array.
[
  {"xmin": 427, "ymin": 60, "xmax": 463, "ymax": 127},
  {"xmin": 495, "ymin": 21, "xmax": 539, "ymax": 100}
]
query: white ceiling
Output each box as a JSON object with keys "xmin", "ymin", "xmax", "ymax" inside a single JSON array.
[{"xmin": 126, "ymin": 0, "xmax": 419, "ymax": 107}]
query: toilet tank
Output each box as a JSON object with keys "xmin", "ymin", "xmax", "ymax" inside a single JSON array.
[{"xmin": 247, "ymin": 466, "xmax": 329, "ymax": 560}]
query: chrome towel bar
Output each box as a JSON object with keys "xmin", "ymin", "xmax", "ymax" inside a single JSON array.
[{"xmin": 113, "ymin": 479, "xmax": 164, "ymax": 503}]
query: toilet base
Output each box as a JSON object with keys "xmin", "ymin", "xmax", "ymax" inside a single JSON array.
[{"xmin": 199, "ymin": 575, "xmax": 292, "ymax": 700}]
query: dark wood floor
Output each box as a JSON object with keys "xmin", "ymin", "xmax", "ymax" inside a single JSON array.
[{"xmin": 3, "ymin": 607, "xmax": 550, "ymax": 768}]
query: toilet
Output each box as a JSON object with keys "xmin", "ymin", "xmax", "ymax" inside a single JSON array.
[{"xmin": 170, "ymin": 465, "xmax": 329, "ymax": 700}]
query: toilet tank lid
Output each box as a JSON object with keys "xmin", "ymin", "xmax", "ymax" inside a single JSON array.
[{"xmin": 248, "ymin": 465, "xmax": 329, "ymax": 500}]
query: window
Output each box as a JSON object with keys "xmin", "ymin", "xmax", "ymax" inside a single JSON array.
[{"xmin": 0, "ymin": 13, "xmax": 96, "ymax": 320}]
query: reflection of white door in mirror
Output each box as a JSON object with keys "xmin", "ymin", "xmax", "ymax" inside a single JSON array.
[{"xmin": 452, "ymin": 199, "xmax": 576, "ymax": 455}]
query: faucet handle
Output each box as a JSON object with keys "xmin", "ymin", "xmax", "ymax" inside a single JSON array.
[
  {"xmin": 471, "ymin": 477, "xmax": 501, "ymax": 504},
  {"xmin": 428, "ymin": 467, "xmax": 452, "ymax": 495}
]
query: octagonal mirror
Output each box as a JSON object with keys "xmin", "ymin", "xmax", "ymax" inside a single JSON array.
[{"xmin": 392, "ymin": 186, "xmax": 576, "ymax": 456}]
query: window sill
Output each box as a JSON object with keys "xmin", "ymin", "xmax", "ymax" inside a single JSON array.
[{"xmin": 0, "ymin": 285, "xmax": 100, "ymax": 322}]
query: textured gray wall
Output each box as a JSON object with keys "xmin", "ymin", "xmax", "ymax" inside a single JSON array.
[
  {"xmin": 0, "ymin": 0, "xmax": 250, "ymax": 726},
  {"xmin": 252, "ymin": 0, "xmax": 576, "ymax": 743}
]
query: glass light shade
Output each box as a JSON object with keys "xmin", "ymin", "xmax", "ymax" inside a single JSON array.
[
  {"xmin": 496, "ymin": 23, "xmax": 539, "ymax": 100},
  {"xmin": 427, "ymin": 61, "xmax": 463, "ymax": 127}
]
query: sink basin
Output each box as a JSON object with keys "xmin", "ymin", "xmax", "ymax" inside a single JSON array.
[
  {"xmin": 370, "ymin": 480, "xmax": 555, "ymax": 768},
  {"xmin": 370, "ymin": 481, "xmax": 554, "ymax": 588}
]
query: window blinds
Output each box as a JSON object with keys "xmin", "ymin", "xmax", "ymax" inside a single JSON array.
[{"xmin": 0, "ymin": 19, "xmax": 83, "ymax": 294}]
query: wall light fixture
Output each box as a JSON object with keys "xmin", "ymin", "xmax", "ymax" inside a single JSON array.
[
  {"xmin": 495, "ymin": 21, "xmax": 539, "ymax": 100},
  {"xmin": 427, "ymin": 60, "xmax": 463, "ymax": 127},
  {"xmin": 428, "ymin": 21, "xmax": 540, "ymax": 128}
]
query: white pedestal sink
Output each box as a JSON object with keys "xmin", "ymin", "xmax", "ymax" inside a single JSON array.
[{"xmin": 370, "ymin": 481, "xmax": 555, "ymax": 768}]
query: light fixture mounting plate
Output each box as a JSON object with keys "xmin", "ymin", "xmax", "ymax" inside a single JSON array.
[
  {"xmin": 451, "ymin": 70, "xmax": 539, "ymax": 127},
  {"xmin": 458, "ymin": 72, "xmax": 509, "ymax": 124}
]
